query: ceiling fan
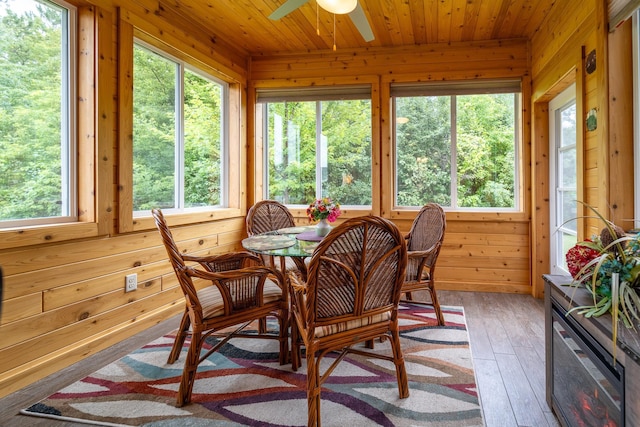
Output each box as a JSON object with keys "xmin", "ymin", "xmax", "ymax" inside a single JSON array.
[{"xmin": 269, "ymin": 0, "xmax": 374, "ymax": 42}]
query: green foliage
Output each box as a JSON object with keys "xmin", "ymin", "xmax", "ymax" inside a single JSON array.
[
  {"xmin": 267, "ymin": 99, "xmax": 372, "ymax": 206},
  {"xmin": 183, "ymin": 69, "xmax": 222, "ymax": 207},
  {"xmin": 321, "ymin": 100, "xmax": 372, "ymax": 205},
  {"xmin": 267, "ymin": 101, "xmax": 316, "ymax": 204},
  {"xmin": 457, "ymin": 94, "xmax": 515, "ymax": 208},
  {"xmin": 0, "ymin": 0, "xmax": 66, "ymax": 221},
  {"xmin": 132, "ymin": 45, "xmax": 176, "ymax": 210},
  {"xmin": 132, "ymin": 47, "xmax": 223, "ymax": 211},
  {"xmin": 395, "ymin": 96, "xmax": 451, "ymax": 206},
  {"xmin": 395, "ymin": 93, "xmax": 516, "ymax": 208}
]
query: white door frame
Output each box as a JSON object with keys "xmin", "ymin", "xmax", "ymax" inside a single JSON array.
[{"xmin": 549, "ymin": 83, "xmax": 577, "ymax": 275}]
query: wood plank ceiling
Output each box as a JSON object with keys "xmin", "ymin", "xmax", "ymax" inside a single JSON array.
[{"xmin": 157, "ymin": 0, "xmax": 558, "ymax": 57}]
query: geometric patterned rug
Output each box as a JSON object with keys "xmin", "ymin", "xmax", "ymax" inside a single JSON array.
[{"xmin": 22, "ymin": 303, "xmax": 484, "ymax": 426}]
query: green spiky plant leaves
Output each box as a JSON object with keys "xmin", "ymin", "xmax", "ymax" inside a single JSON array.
[{"xmin": 564, "ymin": 203, "xmax": 640, "ymax": 361}]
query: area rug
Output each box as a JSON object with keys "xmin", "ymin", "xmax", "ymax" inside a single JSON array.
[{"xmin": 22, "ymin": 303, "xmax": 484, "ymax": 426}]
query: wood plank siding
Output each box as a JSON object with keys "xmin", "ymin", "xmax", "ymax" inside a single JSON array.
[{"xmin": 0, "ymin": 0, "xmax": 635, "ymax": 401}]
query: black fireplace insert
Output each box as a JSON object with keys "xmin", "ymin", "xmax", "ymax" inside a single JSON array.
[{"xmin": 550, "ymin": 302, "xmax": 624, "ymax": 426}]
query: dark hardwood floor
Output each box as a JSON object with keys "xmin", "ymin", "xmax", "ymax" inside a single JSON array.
[{"xmin": 0, "ymin": 290, "xmax": 560, "ymax": 426}]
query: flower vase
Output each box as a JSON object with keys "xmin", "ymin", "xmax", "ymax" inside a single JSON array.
[{"xmin": 315, "ymin": 218, "xmax": 331, "ymax": 237}]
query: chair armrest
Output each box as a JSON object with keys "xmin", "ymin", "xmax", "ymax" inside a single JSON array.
[
  {"xmin": 287, "ymin": 271, "xmax": 308, "ymax": 320},
  {"xmin": 406, "ymin": 245, "xmax": 440, "ymax": 281},
  {"xmin": 183, "ymin": 251, "xmax": 263, "ymax": 272},
  {"xmin": 407, "ymin": 247, "xmax": 438, "ymax": 260},
  {"xmin": 187, "ymin": 264, "xmax": 282, "ymax": 285},
  {"xmin": 187, "ymin": 265, "xmax": 287, "ymax": 310}
]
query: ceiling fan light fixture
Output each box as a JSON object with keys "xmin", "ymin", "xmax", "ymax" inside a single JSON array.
[{"xmin": 316, "ymin": 0, "xmax": 357, "ymax": 14}]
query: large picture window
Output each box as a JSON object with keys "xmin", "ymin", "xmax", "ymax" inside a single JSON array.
[
  {"xmin": 0, "ymin": 0, "xmax": 76, "ymax": 227},
  {"xmin": 133, "ymin": 42, "xmax": 227, "ymax": 214},
  {"xmin": 393, "ymin": 81, "xmax": 520, "ymax": 210},
  {"xmin": 258, "ymin": 88, "xmax": 372, "ymax": 206}
]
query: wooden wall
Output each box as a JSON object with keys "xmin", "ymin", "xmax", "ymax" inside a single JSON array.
[
  {"xmin": 0, "ymin": 0, "xmax": 249, "ymax": 399},
  {"xmin": 0, "ymin": 0, "xmax": 633, "ymax": 400},
  {"xmin": 530, "ymin": 0, "xmax": 634, "ymax": 296},
  {"xmin": 249, "ymin": 39, "xmax": 534, "ymax": 295}
]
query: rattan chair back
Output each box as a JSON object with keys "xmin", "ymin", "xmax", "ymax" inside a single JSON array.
[
  {"xmin": 246, "ymin": 200, "xmax": 299, "ymax": 272},
  {"xmin": 403, "ymin": 203, "xmax": 446, "ymax": 325},
  {"xmin": 246, "ymin": 200, "xmax": 296, "ymax": 235},
  {"xmin": 305, "ymin": 216, "xmax": 407, "ymax": 325},
  {"xmin": 288, "ymin": 215, "xmax": 409, "ymax": 427}
]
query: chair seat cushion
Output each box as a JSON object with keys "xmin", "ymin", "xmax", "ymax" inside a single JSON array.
[
  {"xmin": 198, "ymin": 278, "xmax": 284, "ymax": 319},
  {"xmin": 314, "ymin": 311, "xmax": 391, "ymax": 338}
]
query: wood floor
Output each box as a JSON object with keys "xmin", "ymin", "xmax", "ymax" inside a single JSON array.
[{"xmin": 0, "ymin": 290, "xmax": 560, "ymax": 427}]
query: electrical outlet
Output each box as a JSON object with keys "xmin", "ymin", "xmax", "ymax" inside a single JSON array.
[{"xmin": 125, "ymin": 273, "xmax": 137, "ymax": 292}]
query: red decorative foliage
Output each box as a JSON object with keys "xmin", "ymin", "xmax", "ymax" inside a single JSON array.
[{"xmin": 565, "ymin": 241, "xmax": 600, "ymax": 278}]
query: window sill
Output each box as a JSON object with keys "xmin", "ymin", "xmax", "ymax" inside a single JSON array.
[
  {"xmin": 0, "ymin": 222, "xmax": 100, "ymax": 250},
  {"xmin": 389, "ymin": 209, "xmax": 528, "ymax": 222},
  {"xmin": 131, "ymin": 207, "xmax": 243, "ymax": 232}
]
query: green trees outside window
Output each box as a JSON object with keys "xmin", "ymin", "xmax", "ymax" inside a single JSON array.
[
  {"xmin": 265, "ymin": 99, "xmax": 372, "ymax": 206},
  {"xmin": 133, "ymin": 43, "xmax": 224, "ymax": 213},
  {"xmin": 395, "ymin": 92, "xmax": 518, "ymax": 209},
  {"xmin": 0, "ymin": 0, "xmax": 73, "ymax": 224}
]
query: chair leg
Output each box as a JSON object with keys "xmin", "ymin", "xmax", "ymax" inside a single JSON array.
[
  {"xmin": 306, "ymin": 351, "xmax": 321, "ymax": 427},
  {"xmin": 278, "ymin": 310, "xmax": 290, "ymax": 365},
  {"xmin": 389, "ymin": 328, "xmax": 410, "ymax": 399},
  {"xmin": 168, "ymin": 310, "xmax": 191, "ymax": 364},
  {"xmin": 291, "ymin": 318, "xmax": 301, "ymax": 371},
  {"xmin": 176, "ymin": 331, "xmax": 204, "ymax": 407},
  {"xmin": 429, "ymin": 286, "xmax": 445, "ymax": 326},
  {"xmin": 259, "ymin": 317, "xmax": 267, "ymax": 333}
]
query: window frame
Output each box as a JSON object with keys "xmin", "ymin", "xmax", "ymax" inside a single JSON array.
[
  {"xmin": 390, "ymin": 79, "xmax": 523, "ymax": 212},
  {"xmin": 634, "ymin": 10, "xmax": 640, "ymax": 227},
  {"xmin": 0, "ymin": 0, "xmax": 78, "ymax": 228},
  {"xmin": 253, "ymin": 80, "xmax": 379, "ymax": 216},
  {"xmin": 0, "ymin": 3, "xmax": 106, "ymax": 250},
  {"xmin": 131, "ymin": 40, "xmax": 229, "ymax": 217},
  {"xmin": 118, "ymin": 20, "xmax": 244, "ymax": 233},
  {"xmin": 259, "ymin": 97, "xmax": 373, "ymax": 208},
  {"xmin": 549, "ymin": 84, "xmax": 577, "ymax": 275}
]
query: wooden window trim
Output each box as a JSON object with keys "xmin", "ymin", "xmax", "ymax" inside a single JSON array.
[
  {"xmin": 381, "ymin": 74, "xmax": 529, "ymax": 218},
  {"xmin": 249, "ymin": 76, "xmax": 381, "ymax": 217},
  {"xmin": 0, "ymin": 5, "xmax": 109, "ymax": 250},
  {"xmin": 117, "ymin": 15, "xmax": 245, "ymax": 233}
]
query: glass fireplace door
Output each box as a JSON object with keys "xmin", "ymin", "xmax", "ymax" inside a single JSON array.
[{"xmin": 551, "ymin": 307, "xmax": 623, "ymax": 426}]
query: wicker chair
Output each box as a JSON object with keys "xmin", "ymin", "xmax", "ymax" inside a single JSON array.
[
  {"xmin": 402, "ymin": 203, "xmax": 446, "ymax": 325},
  {"xmin": 246, "ymin": 200, "xmax": 300, "ymax": 272},
  {"xmin": 152, "ymin": 208, "xmax": 289, "ymax": 407},
  {"xmin": 288, "ymin": 216, "xmax": 409, "ymax": 427}
]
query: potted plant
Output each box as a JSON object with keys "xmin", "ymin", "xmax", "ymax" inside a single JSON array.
[{"xmin": 565, "ymin": 203, "xmax": 640, "ymax": 358}]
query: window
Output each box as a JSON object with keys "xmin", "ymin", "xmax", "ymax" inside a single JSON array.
[
  {"xmin": 133, "ymin": 42, "xmax": 227, "ymax": 214},
  {"xmin": 0, "ymin": 0, "xmax": 76, "ymax": 227},
  {"xmin": 549, "ymin": 84, "xmax": 577, "ymax": 275},
  {"xmin": 257, "ymin": 88, "xmax": 372, "ymax": 206},
  {"xmin": 634, "ymin": 10, "xmax": 640, "ymax": 225},
  {"xmin": 392, "ymin": 81, "xmax": 520, "ymax": 210}
]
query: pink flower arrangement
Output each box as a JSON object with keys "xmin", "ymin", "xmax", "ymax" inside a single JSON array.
[{"xmin": 307, "ymin": 197, "xmax": 341, "ymax": 223}]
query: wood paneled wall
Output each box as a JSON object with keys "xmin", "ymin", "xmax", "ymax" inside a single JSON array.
[
  {"xmin": 249, "ymin": 39, "xmax": 533, "ymax": 295},
  {"xmin": 0, "ymin": 0, "xmax": 632, "ymax": 400},
  {"xmin": 0, "ymin": 0, "xmax": 248, "ymax": 398},
  {"xmin": 530, "ymin": 0, "xmax": 634, "ymax": 297}
]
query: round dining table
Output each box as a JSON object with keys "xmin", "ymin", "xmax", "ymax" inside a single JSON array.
[{"xmin": 241, "ymin": 225, "xmax": 326, "ymax": 278}]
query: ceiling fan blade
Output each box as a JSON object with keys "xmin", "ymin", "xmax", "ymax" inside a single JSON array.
[
  {"xmin": 348, "ymin": 2, "xmax": 374, "ymax": 42},
  {"xmin": 269, "ymin": 0, "xmax": 310, "ymax": 20}
]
